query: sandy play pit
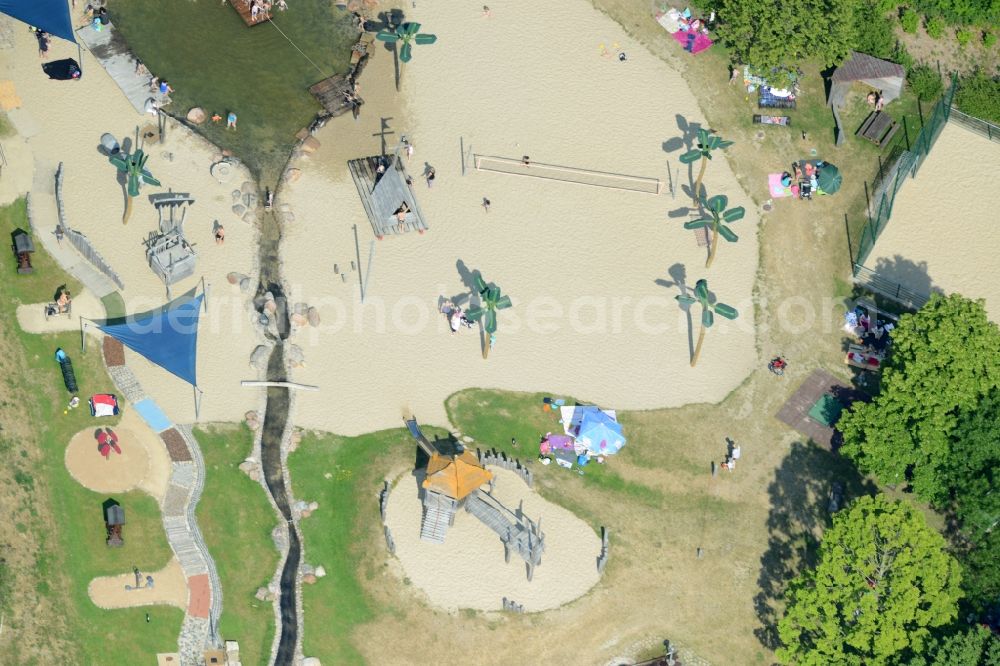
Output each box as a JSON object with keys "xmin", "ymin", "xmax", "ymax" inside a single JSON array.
[
  {"xmin": 88, "ymin": 556, "xmax": 188, "ymax": 610},
  {"xmin": 384, "ymin": 468, "xmax": 601, "ymax": 612},
  {"xmin": 64, "ymin": 410, "xmax": 171, "ymax": 499}
]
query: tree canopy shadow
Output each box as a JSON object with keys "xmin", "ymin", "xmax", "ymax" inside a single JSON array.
[{"xmin": 753, "ymin": 441, "xmax": 877, "ymax": 650}]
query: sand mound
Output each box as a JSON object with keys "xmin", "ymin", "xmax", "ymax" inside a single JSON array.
[
  {"xmin": 384, "ymin": 468, "xmax": 601, "ymax": 612},
  {"xmin": 64, "ymin": 410, "xmax": 171, "ymax": 499},
  {"xmin": 88, "ymin": 557, "xmax": 187, "ymax": 610}
]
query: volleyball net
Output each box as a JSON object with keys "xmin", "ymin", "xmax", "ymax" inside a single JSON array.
[{"xmin": 473, "ymin": 154, "xmax": 664, "ymax": 195}]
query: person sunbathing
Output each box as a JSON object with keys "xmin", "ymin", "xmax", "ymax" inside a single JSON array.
[{"xmin": 56, "ymin": 288, "xmax": 72, "ymax": 313}]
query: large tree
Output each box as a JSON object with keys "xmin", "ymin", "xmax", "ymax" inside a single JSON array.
[
  {"xmin": 777, "ymin": 495, "xmax": 962, "ymax": 665},
  {"xmin": 718, "ymin": 0, "xmax": 860, "ymax": 78},
  {"xmin": 908, "ymin": 625, "xmax": 1000, "ymax": 666},
  {"xmin": 839, "ymin": 294, "xmax": 1000, "ymax": 498}
]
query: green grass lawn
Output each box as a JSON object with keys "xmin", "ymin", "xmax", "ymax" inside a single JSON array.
[
  {"xmin": 107, "ymin": 0, "xmax": 357, "ymax": 182},
  {"xmin": 0, "ymin": 198, "xmax": 182, "ymax": 661},
  {"xmin": 195, "ymin": 424, "xmax": 278, "ymax": 666},
  {"xmin": 289, "ymin": 429, "xmax": 393, "ymax": 663},
  {"xmin": 445, "ymin": 389, "xmax": 664, "ymax": 507}
]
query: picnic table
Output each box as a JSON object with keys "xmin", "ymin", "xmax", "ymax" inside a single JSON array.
[
  {"xmin": 845, "ymin": 343, "xmax": 883, "ymax": 371},
  {"xmin": 857, "ymin": 111, "xmax": 899, "ymax": 148}
]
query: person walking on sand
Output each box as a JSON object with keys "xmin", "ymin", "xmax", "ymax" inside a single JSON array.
[
  {"xmin": 426, "ymin": 167, "xmax": 436, "ymax": 188},
  {"xmin": 482, "ymin": 5, "xmax": 492, "ymax": 17},
  {"xmin": 214, "ymin": 222, "xmax": 225, "ymax": 245},
  {"xmin": 482, "ymin": 197, "xmax": 491, "ymax": 213}
]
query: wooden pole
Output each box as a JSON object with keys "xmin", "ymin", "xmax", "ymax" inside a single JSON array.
[{"xmin": 353, "ymin": 224, "xmax": 365, "ymax": 303}]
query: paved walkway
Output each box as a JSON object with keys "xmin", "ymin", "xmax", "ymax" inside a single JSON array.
[
  {"xmin": 775, "ymin": 369, "xmax": 870, "ymax": 450},
  {"xmin": 76, "ymin": 22, "xmax": 166, "ymax": 114},
  {"xmin": 105, "ymin": 350, "xmax": 223, "ymax": 665}
]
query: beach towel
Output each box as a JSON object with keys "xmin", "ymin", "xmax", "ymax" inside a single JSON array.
[
  {"xmin": 671, "ymin": 29, "xmax": 713, "ymax": 54},
  {"xmin": 768, "ymin": 173, "xmax": 793, "ymax": 198}
]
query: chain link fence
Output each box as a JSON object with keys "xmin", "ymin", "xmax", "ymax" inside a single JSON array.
[{"xmin": 849, "ymin": 74, "xmax": 958, "ymax": 273}]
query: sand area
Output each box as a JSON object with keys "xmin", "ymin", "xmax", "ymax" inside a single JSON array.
[
  {"xmin": 866, "ymin": 123, "xmax": 1000, "ymax": 320},
  {"xmin": 384, "ymin": 467, "xmax": 601, "ymax": 612},
  {"xmin": 15, "ymin": 288, "xmax": 104, "ymax": 334},
  {"xmin": 280, "ymin": 0, "xmax": 760, "ymax": 436},
  {"xmin": 1, "ymin": 26, "xmax": 261, "ymax": 426},
  {"xmin": 88, "ymin": 556, "xmax": 188, "ymax": 610},
  {"xmin": 64, "ymin": 409, "xmax": 172, "ymax": 501}
]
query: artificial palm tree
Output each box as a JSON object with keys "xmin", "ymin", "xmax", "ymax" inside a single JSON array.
[
  {"xmin": 684, "ymin": 194, "xmax": 745, "ymax": 268},
  {"xmin": 376, "ymin": 22, "xmax": 437, "ymax": 91},
  {"xmin": 109, "ymin": 130, "xmax": 161, "ymax": 224},
  {"xmin": 464, "ymin": 273, "xmax": 512, "ymax": 359},
  {"xmin": 675, "ymin": 278, "xmax": 738, "ymax": 367},
  {"xmin": 678, "ymin": 128, "xmax": 733, "ymax": 207}
]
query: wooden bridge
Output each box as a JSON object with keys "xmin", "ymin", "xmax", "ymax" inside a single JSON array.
[{"xmin": 465, "ymin": 490, "xmax": 545, "ymax": 581}]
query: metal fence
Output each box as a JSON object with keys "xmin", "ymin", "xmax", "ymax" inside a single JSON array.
[
  {"xmin": 850, "ymin": 73, "xmax": 958, "ymax": 273},
  {"xmin": 852, "ymin": 265, "xmax": 930, "ymax": 311},
  {"xmin": 949, "ymin": 107, "xmax": 1000, "ymax": 143}
]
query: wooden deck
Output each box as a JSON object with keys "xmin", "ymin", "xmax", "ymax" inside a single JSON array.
[
  {"xmin": 309, "ymin": 74, "xmax": 362, "ymax": 117},
  {"xmin": 347, "ymin": 155, "xmax": 429, "ymax": 239},
  {"xmin": 229, "ymin": 0, "xmax": 271, "ymax": 27},
  {"xmin": 775, "ymin": 369, "xmax": 870, "ymax": 451}
]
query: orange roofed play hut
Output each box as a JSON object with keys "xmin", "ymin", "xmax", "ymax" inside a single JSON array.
[{"xmin": 406, "ymin": 418, "xmax": 546, "ymax": 580}]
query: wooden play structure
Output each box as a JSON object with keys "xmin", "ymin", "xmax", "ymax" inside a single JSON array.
[
  {"xmin": 406, "ymin": 418, "xmax": 546, "ymax": 581},
  {"xmin": 104, "ymin": 501, "xmax": 125, "ymax": 548},
  {"xmin": 11, "ymin": 228, "xmax": 34, "ymax": 274},
  {"xmin": 145, "ymin": 192, "xmax": 197, "ymax": 298},
  {"xmin": 348, "ymin": 154, "xmax": 428, "ymax": 239}
]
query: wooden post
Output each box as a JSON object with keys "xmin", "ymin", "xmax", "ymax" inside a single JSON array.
[{"xmin": 353, "ymin": 224, "xmax": 364, "ymax": 303}]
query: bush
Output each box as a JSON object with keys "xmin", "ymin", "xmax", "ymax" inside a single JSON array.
[
  {"xmin": 955, "ymin": 27, "xmax": 974, "ymax": 46},
  {"xmin": 926, "ymin": 15, "xmax": 946, "ymax": 38},
  {"xmin": 955, "ymin": 71, "xmax": 1000, "ymax": 124},
  {"xmin": 983, "ymin": 31, "xmax": 997, "ymax": 49},
  {"xmin": 907, "ymin": 64, "xmax": 944, "ymax": 100},
  {"xmin": 900, "ymin": 8, "xmax": 920, "ymax": 32},
  {"xmin": 852, "ymin": 3, "xmax": 899, "ymax": 58}
]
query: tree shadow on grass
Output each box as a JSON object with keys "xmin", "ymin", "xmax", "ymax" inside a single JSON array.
[{"xmin": 753, "ymin": 441, "xmax": 877, "ymax": 650}]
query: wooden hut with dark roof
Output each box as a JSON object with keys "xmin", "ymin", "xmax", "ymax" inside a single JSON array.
[{"xmin": 828, "ymin": 52, "xmax": 906, "ymax": 145}]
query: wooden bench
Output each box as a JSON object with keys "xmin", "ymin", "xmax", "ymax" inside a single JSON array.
[
  {"xmin": 753, "ymin": 114, "xmax": 791, "ymax": 126},
  {"xmin": 857, "ymin": 111, "xmax": 899, "ymax": 148}
]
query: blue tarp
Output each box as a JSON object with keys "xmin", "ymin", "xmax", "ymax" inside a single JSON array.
[
  {"xmin": 0, "ymin": 0, "xmax": 76, "ymax": 43},
  {"xmin": 98, "ymin": 290, "xmax": 203, "ymax": 387},
  {"xmin": 577, "ymin": 410, "xmax": 626, "ymax": 455}
]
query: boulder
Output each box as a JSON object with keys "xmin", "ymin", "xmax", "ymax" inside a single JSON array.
[
  {"xmin": 314, "ymin": 566, "xmax": 326, "ymax": 578},
  {"xmin": 239, "ymin": 277, "xmax": 252, "ymax": 292},
  {"xmin": 292, "ymin": 302, "xmax": 309, "ymax": 315},
  {"xmin": 290, "ymin": 312, "xmax": 307, "ymax": 327},
  {"xmin": 300, "ymin": 136, "xmax": 321, "ymax": 153},
  {"xmin": 186, "ymin": 107, "xmax": 206, "ymax": 124},
  {"xmin": 301, "ymin": 563, "xmax": 315, "ymax": 576},
  {"xmin": 243, "ymin": 192, "xmax": 258, "ymax": 208},
  {"xmin": 284, "ymin": 168, "xmax": 302, "ymax": 183},
  {"xmin": 308, "ymin": 501, "xmax": 319, "ymax": 511},
  {"xmin": 245, "ymin": 412, "xmax": 259, "ymax": 423},
  {"xmin": 232, "ymin": 204, "xmax": 246, "ymax": 217},
  {"xmin": 462, "ymin": 436, "xmax": 475, "ymax": 443},
  {"xmin": 307, "ymin": 307, "xmax": 321, "ymax": 327},
  {"xmin": 250, "ymin": 345, "xmax": 270, "ymax": 369},
  {"xmin": 241, "ymin": 181, "xmax": 254, "ymax": 194},
  {"xmin": 293, "ymin": 500, "xmax": 310, "ymax": 512},
  {"xmin": 302, "ymin": 574, "xmax": 317, "ymax": 585},
  {"xmin": 254, "ymin": 586, "xmax": 270, "ymax": 601},
  {"xmin": 282, "ymin": 211, "xmax": 295, "ymax": 224},
  {"xmin": 300, "ymin": 509, "xmax": 312, "ymax": 519},
  {"xmin": 226, "ymin": 272, "xmax": 241, "ymax": 285},
  {"xmin": 286, "ymin": 345, "xmax": 305, "ymax": 367},
  {"xmin": 301, "ymin": 658, "xmax": 321, "ymax": 666},
  {"xmin": 264, "ymin": 299, "xmax": 277, "ymax": 314},
  {"xmin": 232, "ymin": 189, "xmax": 243, "ymax": 202}
]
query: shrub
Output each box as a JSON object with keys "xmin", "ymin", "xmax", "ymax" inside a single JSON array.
[
  {"xmin": 900, "ymin": 8, "xmax": 920, "ymax": 32},
  {"xmin": 926, "ymin": 15, "xmax": 946, "ymax": 38},
  {"xmin": 852, "ymin": 3, "xmax": 898, "ymax": 58},
  {"xmin": 955, "ymin": 71, "xmax": 1000, "ymax": 124},
  {"xmin": 955, "ymin": 27, "xmax": 974, "ymax": 46},
  {"xmin": 982, "ymin": 31, "xmax": 997, "ymax": 49},
  {"xmin": 907, "ymin": 64, "xmax": 944, "ymax": 100}
]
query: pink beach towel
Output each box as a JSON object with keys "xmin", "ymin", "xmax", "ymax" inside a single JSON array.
[
  {"xmin": 671, "ymin": 29, "xmax": 713, "ymax": 55},
  {"xmin": 768, "ymin": 173, "xmax": 793, "ymax": 198}
]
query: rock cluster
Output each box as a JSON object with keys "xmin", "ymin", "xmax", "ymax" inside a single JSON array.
[
  {"xmin": 238, "ymin": 457, "xmax": 261, "ymax": 481},
  {"xmin": 244, "ymin": 410, "xmax": 262, "ymax": 431}
]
